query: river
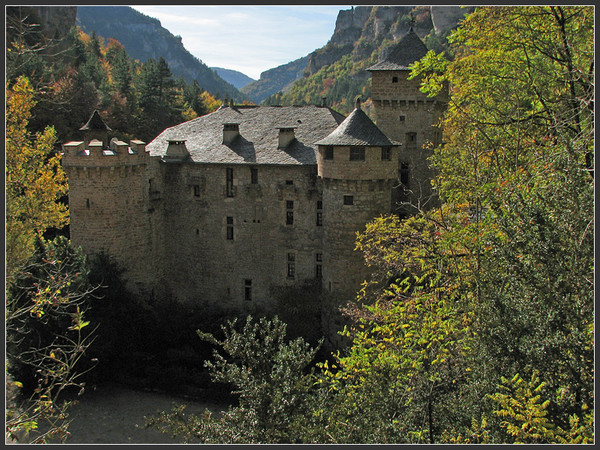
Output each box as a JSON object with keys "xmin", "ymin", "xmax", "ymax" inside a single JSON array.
[{"xmin": 58, "ymin": 383, "xmax": 230, "ymax": 444}]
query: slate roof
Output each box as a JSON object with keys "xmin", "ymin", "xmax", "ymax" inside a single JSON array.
[
  {"xmin": 314, "ymin": 101, "xmax": 396, "ymax": 147},
  {"xmin": 367, "ymin": 28, "xmax": 429, "ymax": 71},
  {"xmin": 80, "ymin": 110, "xmax": 112, "ymax": 131},
  {"xmin": 146, "ymin": 105, "xmax": 346, "ymax": 165}
]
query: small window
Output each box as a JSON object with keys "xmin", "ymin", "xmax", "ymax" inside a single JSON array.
[
  {"xmin": 226, "ymin": 216, "xmax": 234, "ymax": 240},
  {"xmin": 324, "ymin": 146, "xmax": 334, "ymax": 160},
  {"xmin": 317, "ymin": 200, "xmax": 322, "ymax": 210},
  {"xmin": 244, "ymin": 279, "xmax": 252, "ymax": 301},
  {"xmin": 343, "ymin": 195, "xmax": 354, "ymax": 206},
  {"xmin": 406, "ymin": 132, "xmax": 417, "ymax": 150},
  {"xmin": 315, "ymin": 264, "xmax": 323, "ymax": 279},
  {"xmin": 316, "ymin": 211, "xmax": 323, "ymax": 226},
  {"xmin": 193, "ymin": 185, "xmax": 201, "ymax": 196},
  {"xmin": 392, "ymin": 76, "xmax": 398, "ymax": 83},
  {"xmin": 287, "ymin": 253, "xmax": 296, "ymax": 279},
  {"xmin": 350, "ymin": 147, "xmax": 365, "ymax": 161},
  {"xmin": 85, "ymin": 198, "xmax": 90, "ymax": 209},
  {"xmin": 285, "ymin": 180, "xmax": 294, "ymax": 185},
  {"xmin": 251, "ymin": 167, "xmax": 258, "ymax": 184},
  {"xmin": 381, "ymin": 146, "xmax": 391, "ymax": 161},
  {"xmin": 226, "ymin": 168, "xmax": 234, "ymax": 197},
  {"xmin": 286, "ymin": 200, "xmax": 294, "ymax": 225},
  {"xmin": 399, "ymin": 115, "xmax": 406, "ymax": 122},
  {"xmin": 316, "ymin": 253, "xmax": 322, "ymax": 262}
]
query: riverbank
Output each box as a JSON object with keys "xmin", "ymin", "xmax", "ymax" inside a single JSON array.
[{"xmin": 54, "ymin": 383, "xmax": 231, "ymax": 444}]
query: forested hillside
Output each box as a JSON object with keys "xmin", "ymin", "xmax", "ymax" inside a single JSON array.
[
  {"xmin": 262, "ymin": 5, "xmax": 472, "ymax": 115},
  {"xmin": 76, "ymin": 6, "xmax": 243, "ymax": 102},
  {"xmin": 211, "ymin": 67, "xmax": 255, "ymax": 90},
  {"xmin": 240, "ymin": 55, "xmax": 309, "ymax": 104},
  {"xmin": 6, "ymin": 6, "xmax": 225, "ymax": 144}
]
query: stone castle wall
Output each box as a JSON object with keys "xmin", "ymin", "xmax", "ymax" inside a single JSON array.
[
  {"xmin": 371, "ymin": 70, "xmax": 447, "ymax": 211},
  {"xmin": 62, "ymin": 140, "xmax": 156, "ymax": 293},
  {"xmin": 151, "ymin": 162, "xmax": 324, "ymax": 311}
]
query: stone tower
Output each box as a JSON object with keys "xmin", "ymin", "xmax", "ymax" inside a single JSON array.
[
  {"xmin": 316, "ymin": 98, "xmax": 399, "ymax": 300},
  {"xmin": 61, "ymin": 111, "xmax": 154, "ymax": 295},
  {"xmin": 368, "ymin": 28, "xmax": 449, "ymax": 213}
]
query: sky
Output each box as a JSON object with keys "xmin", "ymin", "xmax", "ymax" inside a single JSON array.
[{"xmin": 131, "ymin": 5, "xmax": 352, "ymax": 80}]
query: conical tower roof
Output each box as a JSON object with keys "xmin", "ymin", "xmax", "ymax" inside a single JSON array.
[
  {"xmin": 367, "ymin": 28, "xmax": 429, "ymax": 71},
  {"xmin": 79, "ymin": 110, "xmax": 112, "ymax": 131},
  {"xmin": 315, "ymin": 99, "xmax": 394, "ymax": 147}
]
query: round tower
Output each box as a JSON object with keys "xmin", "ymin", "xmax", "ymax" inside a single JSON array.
[
  {"xmin": 316, "ymin": 98, "xmax": 399, "ymax": 300},
  {"xmin": 367, "ymin": 28, "xmax": 448, "ymax": 214}
]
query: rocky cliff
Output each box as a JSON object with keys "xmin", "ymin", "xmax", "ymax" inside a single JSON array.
[{"xmin": 243, "ymin": 5, "xmax": 474, "ymax": 105}]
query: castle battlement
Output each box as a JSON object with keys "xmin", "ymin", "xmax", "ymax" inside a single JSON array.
[{"xmin": 62, "ymin": 138, "xmax": 148, "ymax": 168}]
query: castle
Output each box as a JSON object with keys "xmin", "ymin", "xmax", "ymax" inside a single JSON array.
[{"xmin": 62, "ymin": 29, "xmax": 447, "ymax": 320}]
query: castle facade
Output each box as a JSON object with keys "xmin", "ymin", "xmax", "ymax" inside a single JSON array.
[{"xmin": 62, "ymin": 29, "xmax": 447, "ymax": 316}]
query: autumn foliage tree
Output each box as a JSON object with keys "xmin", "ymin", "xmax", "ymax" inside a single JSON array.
[
  {"xmin": 6, "ymin": 75, "xmax": 69, "ymax": 277},
  {"xmin": 313, "ymin": 5, "xmax": 593, "ymax": 444}
]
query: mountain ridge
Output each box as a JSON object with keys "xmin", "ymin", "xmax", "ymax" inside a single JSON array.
[
  {"xmin": 242, "ymin": 5, "xmax": 474, "ymax": 106},
  {"xmin": 76, "ymin": 6, "xmax": 243, "ymax": 101},
  {"xmin": 210, "ymin": 67, "xmax": 255, "ymax": 90}
]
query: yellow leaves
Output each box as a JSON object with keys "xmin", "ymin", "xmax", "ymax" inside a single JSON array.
[{"xmin": 6, "ymin": 76, "xmax": 69, "ymax": 275}]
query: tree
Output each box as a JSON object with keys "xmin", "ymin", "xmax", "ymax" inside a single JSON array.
[
  {"xmin": 6, "ymin": 75, "xmax": 69, "ymax": 277},
  {"xmin": 314, "ymin": 5, "xmax": 593, "ymax": 444},
  {"xmin": 313, "ymin": 210, "xmax": 478, "ymax": 444},
  {"xmin": 6, "ymin": 237, "xmax": 97, "ymax": 443},
  {"xmin": 409, "ymin": 5, "xmax": 594, "ymax": 440},
  {"xmin": 147, "ymin": 316, "xmax": 322, "ymax": 443}
]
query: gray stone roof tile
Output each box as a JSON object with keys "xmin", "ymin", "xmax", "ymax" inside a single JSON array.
[
  {"xmin": 315, "ymin": 102, "xmax": 395, "ymax": 147},
  {"xmin": 146, "ymin": 105, "xmax": 346, "ymax": 165}
]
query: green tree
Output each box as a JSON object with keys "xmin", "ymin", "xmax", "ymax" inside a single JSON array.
[
  {"xmin": 317, "ymin": 5, "xmax": 593, "ymax": 444},
  {"xmin": 147, "ymin": 316, "xmax": 321, "ymax": 443},
  {"xmin": 410, "ymin": 5, "xmax": 593, "ymax": 440},
  {"xmin": 314, "ymin": 210, "xmax": 478, "ymax": 443},
  {"xmin": 6, "ymin": 237, "xmax": 97, "ymax": 443}
]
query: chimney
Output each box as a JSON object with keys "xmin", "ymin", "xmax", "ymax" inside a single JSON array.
[
  {"xmin": 223, "ymin": 123, "xmax": 240, "ymax": 145},
  {"xmin": 165, "ymin": 139, "xmax": 189, "ymax": 160},
  {"xmin": 278, "ymin": 127, "xmax": 296, "ymax": 148}
]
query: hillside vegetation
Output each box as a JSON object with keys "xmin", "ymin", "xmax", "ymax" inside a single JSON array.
[
  {"xmin": 76, "ymin": 6, "xmax": 243, "ymax": 102},
  {"xmin": 6, "ymin": 7, "xmax": 227, "ymax": 144},
  {"xmin": 262, "ymin": 5, "xmax": 468, "ymax": 115}
]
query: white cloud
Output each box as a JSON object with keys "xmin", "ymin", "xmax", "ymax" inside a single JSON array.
[{"xmin": 131, "ymin": 5, "xmax": 349, "ymax": 79}]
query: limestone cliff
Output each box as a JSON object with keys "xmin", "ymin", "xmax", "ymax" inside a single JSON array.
[{"xmin": 244, "ymin": 5, "xmax": 475, "ymax": 104}]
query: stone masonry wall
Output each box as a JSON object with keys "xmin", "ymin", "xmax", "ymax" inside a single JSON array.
[
  {"xmin": 371, "ymin": 70, "xmax": 448, "ymax": 211},
  {"xmin": 154, "ymin": 161, "xmax": 324, "ymax": 313},
  {"xmin": 62, "ymin": 141, "xmax": 155, "ymax": 294}
]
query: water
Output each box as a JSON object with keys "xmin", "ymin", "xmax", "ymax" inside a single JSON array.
[{"xmin": 58, "ymin": 383, "xmax": 229, "ymax": 444}]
